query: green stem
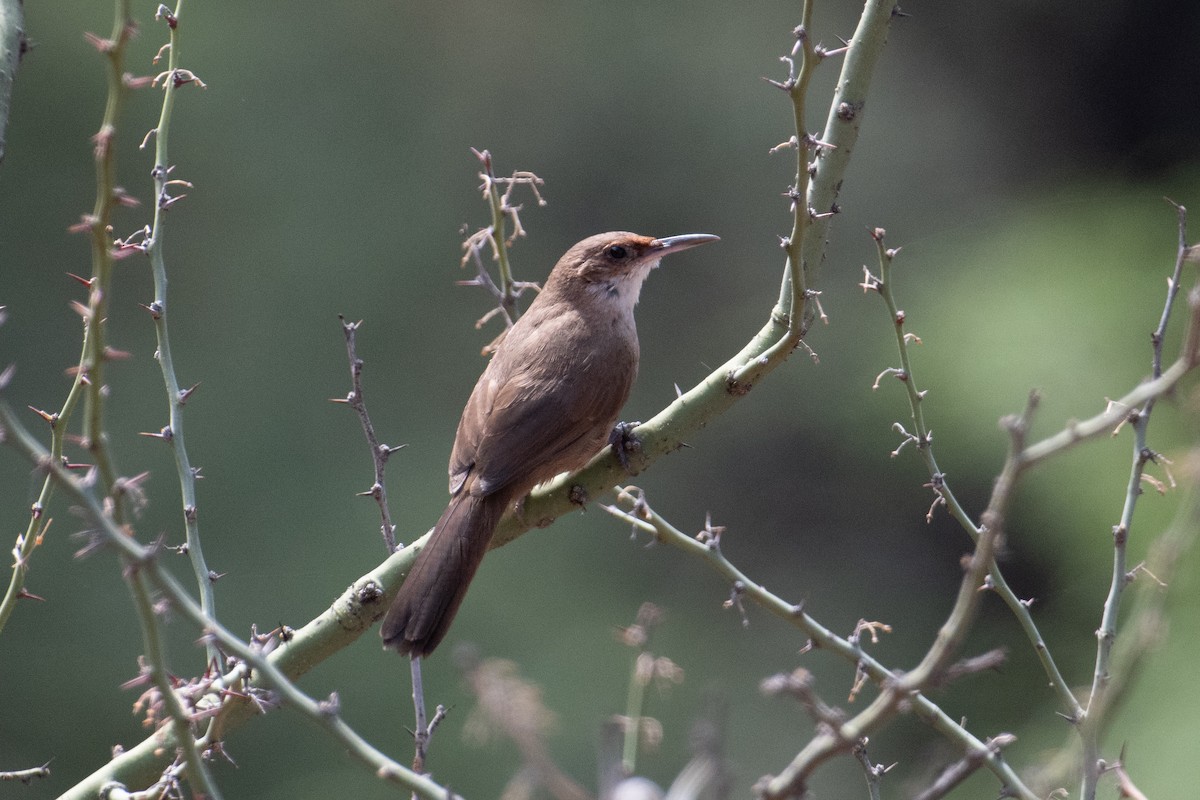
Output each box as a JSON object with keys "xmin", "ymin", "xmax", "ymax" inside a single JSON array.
[
  {"xmin": 602, "ymin": 496, "xmax": 1035, "ymax": 800},
  {"xmin": 127, "ymin": 568, "xmax": 223, "ymax": 799},
  {"xmin": 730, "ymin": 0, "xmax": 895, "ymax": 385},
  {"xmin": 0, "ymin": 401, "xmax": 458, "ymax": 800},
  {"xmin": 143, "ymin": 0, "xmax": 219, "ymax": 667},
  {"xmin": 869, "ymin": 233, "xmax": 1084, "ymax": 723},
  {"xmin": 0, "ymin": 0, "xmax": 23, "ymax": 167},
  {"xmin": 1078, "ymin": 205, "xmax": 1192, "ymax": 800},
  {"xmin": 83, "ymin": 0, "xmax": 135, "ymax": 508},
  {"xmin": 620, "ymin": 651, "xmax": 648, "ymax": 775},
  {"xmin": 0, "ymin": 0, "xmax": 135, "ymax": 633}
]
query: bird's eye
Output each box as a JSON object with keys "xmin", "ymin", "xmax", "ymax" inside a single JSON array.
[{"xmin": 606, "ymin": 245, "xmax": 628, "ymax": 260}]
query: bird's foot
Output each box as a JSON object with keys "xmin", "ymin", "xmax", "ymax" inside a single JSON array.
[{"xmin": 609, "ymin": 421, "xmax": 643, "ymax": 474}]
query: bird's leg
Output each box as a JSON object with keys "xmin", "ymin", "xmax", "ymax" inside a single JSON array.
[{"xmin": 609, "ymin": 421, "xmax": 643, "ymax": 474}]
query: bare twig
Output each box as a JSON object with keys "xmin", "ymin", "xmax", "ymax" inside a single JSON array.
[
  {"xmin": 126, "ymin": 565, "xmax": 223, "ymax": 800},
  {"xmin": 0, "ymin": 0, "xmax": 138, "ymax": 635},
  {"xmin": 618, "ymin": 602, "xmax": 669, "ymax": 776},
  {"xmin": 140, "ymin": 0, "xmax": 221, "ymax": 668},
  {"xmin": 864, "ymin": 228, "xmax": 1083, "ymax": 722},
  {"xmin": 851, "ymin": 740, "xmax": 892, "ymax": 800},
  {"xmin": 334, "ymin": 316, "xmax": 403, "ymax": 553},
  {"xmin": 459, "ymin": 149, "xmax": 545, "ymax": 344},
  {"xmin": 910, "ymin": 733, "xmax": 1017, "ymax": 800},
  {"xmin": 600, "ymin": 491, "xmax": 1037, "ymax": 800},
  {"xmin": 0, "ymin": 402, "xmax": 459, "ymax": 800},
  {"xmin": 461, "ymin": 652, "xmax": 592, "ymax": 800},
  {"xmin": 0, "ymin": 761, "xmax": 51, "ymax": 784},
  {"xmin": 1078, "ymin": 203, "xmax": 1195, "ymax": 800}
]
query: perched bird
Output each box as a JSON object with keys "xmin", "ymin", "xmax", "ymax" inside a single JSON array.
[{"xmin": 381, "ymin": 231, "xmax": 719, "ymax": 656}]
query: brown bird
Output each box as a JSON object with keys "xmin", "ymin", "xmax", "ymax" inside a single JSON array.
[{"xmin": 381, "ymin": 231, "xmax": 719, "ymax": 657}]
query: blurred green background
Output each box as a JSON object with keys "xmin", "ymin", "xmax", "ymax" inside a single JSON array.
[{"xmin": 2, "ymin": 1, "xmax": 1198, "ymax": 798}]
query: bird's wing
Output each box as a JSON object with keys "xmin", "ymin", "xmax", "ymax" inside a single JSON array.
[{"xmin": 449, "ymin": 347, "xmax": 635, "ymax": 498}]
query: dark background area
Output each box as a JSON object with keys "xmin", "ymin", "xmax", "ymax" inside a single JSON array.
[{"xmin": 1, "ymin": 1, "xmax": 1198, "ymax": 798}]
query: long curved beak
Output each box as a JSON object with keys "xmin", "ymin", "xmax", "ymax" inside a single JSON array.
[{"xmin": 650, "ymin": 233, "xmax": 720, "ymax": 257}]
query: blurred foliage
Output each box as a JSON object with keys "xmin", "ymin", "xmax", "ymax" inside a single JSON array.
[{"xmin": 0, "ymin": 2, "xmax": 1197, "ymax": 799}]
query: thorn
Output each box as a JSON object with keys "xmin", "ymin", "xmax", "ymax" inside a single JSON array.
[
  {"xmin": 27, "ymin": 406, "xmax": 58, "ymax": 425},
  {"xmin": 139, "ymin": 426, "xmax": 174, "ymax": 441},
  {"xmin": 68, "ymin": 216, "xmax": 98, "ymax": 235},
  {"xmin": 178, "ymin": 382, "xmax": 201, "ymax": 405},
  {"xmin": 802, "ymin": 133, "xmax": 838, "ymax": 151},
  {"xmin": 123, "ymin": 75, "xmax": 157, "ymax": 91},
  {"xmin": 67, "ymin": 272, "xmax": 95, "ymax": 288},
  {"xmin": 816, "ymin": 43, "xmax": 850, "ymax": 59},
  {"xmin": 159, "ymin": 192, "xmax": 188, "ymax": 210},
  {"xmin": 83, "ymin": 32, "xmax": 113, "ymax": 53},
  {"xmin": 112, "ymin": 186, "xmax": 141, "ymax": 207}
]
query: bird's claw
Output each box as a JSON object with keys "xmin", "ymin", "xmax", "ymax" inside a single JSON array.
[{"xmin": 609, "ymin": 421, "xmax": 642, "ymax": 474}]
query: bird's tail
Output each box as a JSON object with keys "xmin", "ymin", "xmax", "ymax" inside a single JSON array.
[{"xmin": 381, "ymin": 491, "xmax": 506, "ymax": 657}]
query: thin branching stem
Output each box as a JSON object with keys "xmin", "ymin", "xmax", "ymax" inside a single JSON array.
[
  {"xmin": 758, "ymin": 420, "xmax": 1014, "ymax": 800},
  {"xmin": 619, "ymin": 607, "xmax": 662, "ymax": 776},
  {"xmin": 851, "ymin": 741, "xmax": 885, "ymax": 800},
  {"xmin": 1079, "ymin": 204, "xmax": 1192, "ymax": 800},
  {"xmin": 782, "ymin": 1, "xmax": 819, "ymax": 329},
  {"xmin": 599, "ymin": 491, "xmax": 1035, "ymax": 800},
  {"xmin": 83, "ymin": 0, "xmax": 135, "ymax": 504},
  {"xmin": 866, "ymin": 231, "xmax": 1083, "ymax": 720},
  {"xmin": 0, "ymin": 762, "xmax": 51, "ymax": 784},
  {"xmin": 336, "ymin": 316, "xmax": 401, "ymax": 553},
  {"xmin": 141, "ymin": 0, "xmax": 221, "ymax": 667},
  {"xmin": 0, "ymin": 0, "xmax": 135, "ymax": 633},
  {"xmin": 480, "ymin": 151, "xmax": 517, "ymax": 305},
  {"xmin": 0, "ymin": 401, "xmax": 460, "ymax": 800},
  {"xmin": 127, "ymin": 567, "xmax": 222, "ymax": 799}
]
